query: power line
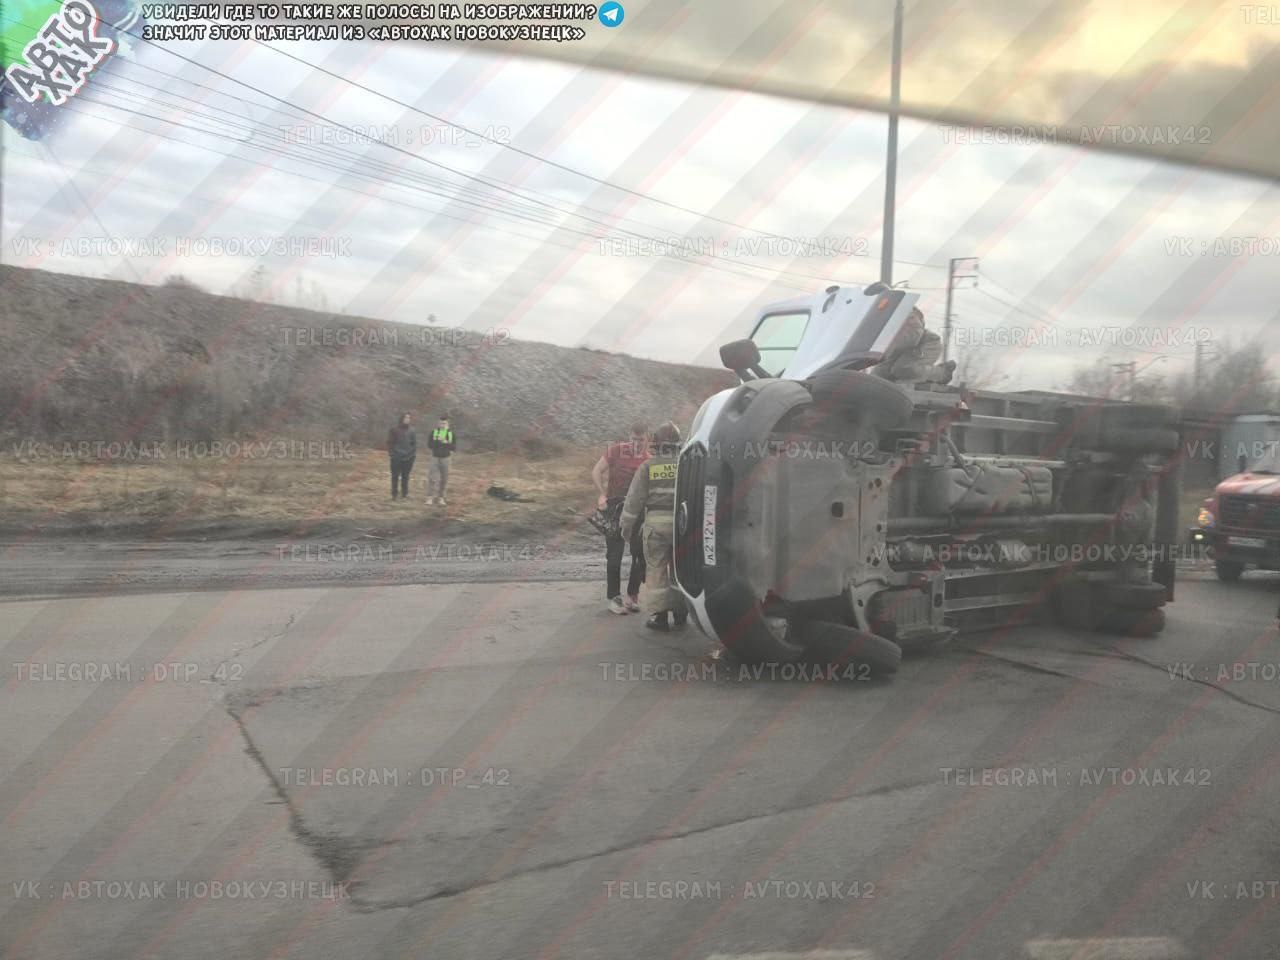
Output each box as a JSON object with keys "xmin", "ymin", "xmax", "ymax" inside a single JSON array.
[
  {"xmin": 67, "ymin": 57, "xmax": 880, "ymax": 288},
  {"xmin": 9, "ymin": 18, "xmax": 946, "ymax": 292},
  {"xmin": 253, "ymin": 37, "xmax": 936, "ymax": 269},
  {"xmin": 58, "ymin": 85, "xmax": 874, "ymax": 292},
  {"xmin": 126, "ymin": 35, "xmax": 942, "ymax": 277},
  {"xmin": 132, "ymin": 36, "xmax": 879, "ymax": 284},
  {"xmin": 48, "ymin": 101, "xmax": 833, "ymax": 294},
  {"xmin": 7, "ymin": 134, "xmax": 611, "ymax": 255},
  {"xmin": 118, "ymin": 53, "xmax": 955, "ymax": 273},
  {"xmin": 6, "ymin": 10, "xmax": 950, "ymax": 284}
]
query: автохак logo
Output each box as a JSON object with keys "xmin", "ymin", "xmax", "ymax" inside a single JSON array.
[{"xmin": 4, "ymin": 0, "xmax": 115, "ymax": 105}]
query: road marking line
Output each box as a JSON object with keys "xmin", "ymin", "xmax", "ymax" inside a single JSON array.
[
  {"xmin": 1026, "ymin": 937, "xmax": 1187, "ymax": 960},
  {"xmin": 706, "ymin": 952, "xmax": 876, "ymax": 960}
]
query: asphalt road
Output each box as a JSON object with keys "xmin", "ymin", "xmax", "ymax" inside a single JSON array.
[{"xmin": 1, "ymin": 563, "xmax": 1279, "ymax": 960}]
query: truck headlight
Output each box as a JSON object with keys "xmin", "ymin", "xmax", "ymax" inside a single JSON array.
[{"xmin": 1197, "ymin": 507, "xmax": 1215, "ymax": 528}]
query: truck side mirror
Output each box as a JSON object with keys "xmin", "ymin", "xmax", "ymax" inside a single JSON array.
[{"xmin": 720, "ymin": 339, "xmax": 762, "ymax": 375}]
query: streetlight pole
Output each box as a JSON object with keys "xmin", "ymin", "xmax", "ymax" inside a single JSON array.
[{"xmin": 879, "ymin": 0, "xmax": 904, "ymax": 286}]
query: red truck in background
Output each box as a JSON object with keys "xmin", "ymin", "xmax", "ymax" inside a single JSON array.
[{"xmin": 1191, "ymin": 448, "xmax": 1280, "ymax": 581}]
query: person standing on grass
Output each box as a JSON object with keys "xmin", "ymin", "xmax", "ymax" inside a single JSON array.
[
  {"xmin": 387, "ymin": 412, "xmax": 416, "ymax": 500},
  {"xmin": 427, "ymin": 413, "xmax": 455, "ymax": 505},
  {"xmin": 591, "ymin": 423, "xmax": 649, "ymax": 615}
]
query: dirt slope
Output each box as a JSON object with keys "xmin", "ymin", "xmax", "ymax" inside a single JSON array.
[{"xmin": 0, "ymin": 265, "xmax": 734, "ymax": 453}]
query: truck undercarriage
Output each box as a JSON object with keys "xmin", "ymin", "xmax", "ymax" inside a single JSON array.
[{"xmin": 673, "ymin": 287, "xmax": 1182, "ymax": 675}]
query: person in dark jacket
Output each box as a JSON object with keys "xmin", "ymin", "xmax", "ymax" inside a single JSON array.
[
  {"xmin": 592, "ymin": 423, "xmax": 649, "ymax": 614},
  {"xmin": 387, "ymin": 412, "xmax": 416, "ymax": 500},
  {"xmin": 427, "ymin": 414, "xmax": 455, "ymax": 505}
]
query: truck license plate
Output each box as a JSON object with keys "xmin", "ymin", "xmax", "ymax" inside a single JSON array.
[
  {"xmin": 1227, "ymin": 536, "xmax": 1267, "ymax": 549},
  {"xmin": 702, "ymin": 484, "xmax": 717, "ymax": 566}
]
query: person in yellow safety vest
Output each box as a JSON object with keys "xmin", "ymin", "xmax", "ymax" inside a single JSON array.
[
  {"xmin": 620, "ymin": 421, "xmax": 689, "ymax": 632},
  {"xmin": 426, "ymin": 414, "xmax": 455, "ymax": 505}
]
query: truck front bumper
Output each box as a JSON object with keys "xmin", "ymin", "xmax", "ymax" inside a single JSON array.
[{"xmin": 1195, "ymin": 528, "xmax": 1280, "ymax": 568}]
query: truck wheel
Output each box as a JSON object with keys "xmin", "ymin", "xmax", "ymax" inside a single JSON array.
[
  {"xmin": 806, "ymin": 370, "xmax": 913, "ymax": 431},
  {"xmin": 1052, "ymin": 578, "xmax": 1099, "ymax": 631},
  {"xmin": 791, "ymin": 620, "xmax": 902, "ymax": 675},
  {"xmin": 1214, "ymin": 560, "xmax": 1245, "ymax": 582},
  {"xmin": 1099, "ymin": 581, "xmax": 1168, "ymax": 610},
  {"xmin": 1100, "ymin": 606, "xmax": 1166, "ymax": 637},
  {"xmin": 1097, "ymin": 427, "xmax": 1180, "ymax": 455},
  {"xmin": 705, "ymin": 579, "xmax": 804, "ymax": 665}
]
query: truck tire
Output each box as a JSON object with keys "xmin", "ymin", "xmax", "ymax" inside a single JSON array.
[
  {"xmin": 1214, "ymin": 560, "xmax": 1245, "ymax": 582},
  {"xmin": 705, "ymin": 579, "xmax": 804, "ymax": 664},
  {"xmin": 790, "ymin": 619, "xmax": 902, "ymax": 675},
  {"xmin": 1097, "ymin": 427, "xmax": 1180, "ymax": 455},
  {"xmin": 1052, "ymin": 577, "xmax": 1099, "ymax": 631},
  {"xmin": 1099, "ymin": 581, "xmax": 1168, "ymax": 610},
  {"xmin": 806, "ymin": 369, "xmax": 913, "ymax": 431},
  {"xmin": 1100, "ymin": 606, "xmax": 1166, "ymax": 637}
]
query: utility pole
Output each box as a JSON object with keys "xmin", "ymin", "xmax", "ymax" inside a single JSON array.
[
  {"xmin": 941, "ymin": 256, "xmax": 979, "ymax": 362},
  {"xmin": 1110, "ymin": 361, "xmax": 1137, "ymax": 400},
  {"xmin": 879, "ymin": 0, "xmax": 904, "ymax": 286},
  {"xmin": 1194, "ymin": 340, "xmax": 1205, "ymax": 395}
]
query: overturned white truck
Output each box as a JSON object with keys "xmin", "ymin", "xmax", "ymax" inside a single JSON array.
[{"xmin": 673, "ymin": 283, "xmax": 1182, "ymax": 675}]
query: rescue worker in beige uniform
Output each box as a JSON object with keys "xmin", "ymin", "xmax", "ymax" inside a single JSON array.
[
  {"xmin": 874, "ymin": 306, "xmax": 956, "ymax": 384},
  {"xmin": 620, "ymin": 421, "xmax": 688, "ymax": 632}
]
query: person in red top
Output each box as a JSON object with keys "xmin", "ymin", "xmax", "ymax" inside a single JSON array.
[{"xmin": 591, "ymin": 423, "xmax": 649, "ymax": 614}]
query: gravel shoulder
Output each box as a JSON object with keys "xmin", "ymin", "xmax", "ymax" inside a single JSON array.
[{"xmin": 0, "ymin": 521, "xmax": 603, "ymax": 600}]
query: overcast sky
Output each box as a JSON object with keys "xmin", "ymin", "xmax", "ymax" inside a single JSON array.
[{"xmin": 4, "ymin": 20, "xmax": 1279, "ymax": 391}]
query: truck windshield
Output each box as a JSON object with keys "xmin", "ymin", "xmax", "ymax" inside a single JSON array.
[{"xmin": 750, "ymin": 311, "xmax": 809, "ymax": 376}]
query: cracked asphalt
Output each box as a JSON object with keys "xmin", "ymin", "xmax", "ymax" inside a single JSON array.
[{"xmin": 2, "ymin": 564, "xmax": 1279, "ymax": 960}]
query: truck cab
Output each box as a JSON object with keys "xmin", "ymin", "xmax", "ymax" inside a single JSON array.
[
  {"xmin": 673, "ymin": 283, "xmax": 1183, "ymax": 675},
  {"xmin": 1192, "ymin": 450, "xmax": 1280, "ymax": 581}
]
